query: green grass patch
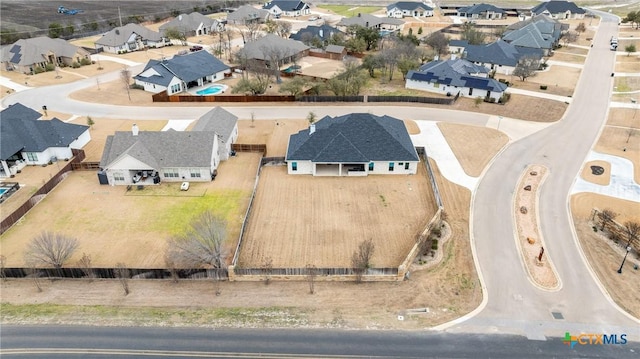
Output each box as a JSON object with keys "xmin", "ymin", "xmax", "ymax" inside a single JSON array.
[
  {"xmin": 0, "ymin": 303, "xmax": 309, "ymax": 327},
  {"xmin": 614, "ymin": 77, "xmax": 635, "ymax": 92},
  {"xmin": 317, "ymin": 5, "xmax": 381, "ymax": 17},
  {"xmin": 154, "ymin": 189, "xmax": 249, "ymax": 235}
]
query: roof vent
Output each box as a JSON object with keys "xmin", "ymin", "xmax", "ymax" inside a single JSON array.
[
  {"xmin": 309, "ymin": 124, "xmax": 316, "ymax": 135},
  {"xmin": 179, "ymin": 15, "xmax": 183, "ymax": 21},
  {"xmin": 115, "ymin": 29, "xmax": 120, "ymax": 35}
]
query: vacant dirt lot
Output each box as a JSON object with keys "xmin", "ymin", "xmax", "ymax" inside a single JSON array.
[
  {"xmin": 451, "ymin": 95, "xmax": 568, "ymax": 122},
  {"xmin": 0, "ymin": 153, "xmax": 261, "ymax": 268},
  {"xmin": 615, "ymin": 55, "xmax": 640, "ymax": 72},
  {"xmin": 437, "ymin": 122, "xmax": 508, "ymax": 177},
  {"xmin": 239, "ymin": 164, "xmax": 437, "ymax": 268},
  {"xmin": 595, "ymin": 126, "xmax": 640, "ymax": 184},
  {"xmin": 571, "ymin": 193, "xmax": 640, "ymax": 320}
]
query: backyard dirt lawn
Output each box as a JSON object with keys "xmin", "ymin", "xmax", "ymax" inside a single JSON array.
[
  {"xmin": 0, "ymin": 153, "xmax": 262, "ymax": 268},
  {"xmin": 571, "ymin": 193, "xmax": 640, "ymax": 320},
  {"xmin": 437, "ymin": 123, "xmax": 509, "ymax": 177},
  {"xmin": 238, "ymin": 164, "xmax": 438, "ymax": 268},
  {"xmin": 0, "ymin": 159, "xmax": 481, "ymax": 330}
]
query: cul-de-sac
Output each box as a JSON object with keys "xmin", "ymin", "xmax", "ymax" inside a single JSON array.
[{"xmin": 0, "ymin": 0, "xmax": 639, "ymax": 356}]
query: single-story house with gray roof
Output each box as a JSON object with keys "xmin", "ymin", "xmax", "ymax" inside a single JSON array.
[
  {"xmin": 227, "ymin": 5, "xmax": 271, "ymax": 24},
  {"xmin": 386, "ymin": 2, "xmax": 434, "ymax": 18},
  {"xmin": 263, "ymin": 0, "xmax": 310, "ymax": 17},
  {"xmin": 531, "ymin": 1, "xmax": 586, "ymax": 20},
  {"xmin": 133, "ymin": 50, "xmax": 230, "ymax": 95},
  {"xmin": 286, "ymin": 113, "xmax": 419, "ymax": 176},
  {"xmin": 338, "ymin": 13, "xmax": 404, "ymax": 32},
  {"xmin": 238, "ymin": 34, "xmax": 309, "ymax": 67},
  {"xmin": 405, "ymin": 58, "xmax": 508, "ymax": 101},
  {"xmin": 456, "ymin": 3, "xmax": 505, "ymax": 20},
  {"xmin": 159, "ymin": 12, "xmax": 224, "ymax": 37},
  {"xmin": 502, "ymin": 14, "xmax": 565, "ymax": 56},
  {"xmin": 95, "ymin": 23, "xmax": 169, "ymax": 54},
  {"xmin": 192, "ymin": 107, "xmax": 238, "ymax": 160},
  {"xmin": 99, "ymin": 124, "xmax": 219, "ymax": 185},
  {"xmin": 1, "ymin": 36, "xmax": 91, "ymax": 74},
  {"xmin": 0, "ymin": 103, "xmax": 90, "ymax": 177},
  {"xmin": 456, "ymin": 39, "xmax": 543, "ymax": 75}
]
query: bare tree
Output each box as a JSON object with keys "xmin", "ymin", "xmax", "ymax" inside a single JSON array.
[
  {"xmin": 76, "ymin": 252, "xmax": 94, "ymax": 280},
  {"xmin": 28, "ymin": 267, "xmax": 42, "ymax": 292},
  {"xmin": 0, "ymin": 255, "xmax": 6, "ymax": 282},
  {"xmin": 224, "ymin": 29, "xmax": 235, "ymax": 62},
  {"xmin": 262, "ymin": 256, "xmax": 273, "ymax": 285},
  {"xmin": 277, "ymin": 21, "xmax": 292, "ymax": 38},
  {"xmin": 164, "ymin": 253, "xmax": 179, "ymax": 283},
  {"xmin": 561, "ymin": 31, "xmax": 578, "ymax": 46},
  {"xmin": 166, "ymin": 211, "xmax": 229, "ymax": 269},
  {"xmin": 114, "ymin": 262, "xmax": 130, "ymax": 295},
  {"xmin": 121, "ymin": 67, "xmax": 132, "ymax": 101},
  {"xmin": 623, "ymin": 221, "xmax": 640, "ymax": 247},
  {"xmin": 240, "ymin": 21, "xmax": 261, "ymax": 44},
  {"xmin": 513, "ymin": 55, "xmax": 539, "ymax": 81},
  {"xmin": 575, "ymin": 22, "xmax": 586, "ymax": 36},
  {"xmin": 351, "ymin": 239, "xmax": 375, "ymax": 283},
  {"xmin": 598, "ymin": 209, "xmax": 618, "ymax": 231},
  {"xmin": 24, "ymin": 231, "xmax": 79, "ymax": 269},
  {"xmin": 424, "ymin": 31, "xmax": 448, "ymax": 55},
  {"xmin": 306, "ymin": 264, "xmax": 318, "ymax": 294}
]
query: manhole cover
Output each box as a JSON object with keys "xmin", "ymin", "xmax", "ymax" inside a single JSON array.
[
  {"xmin": 591, "ymin": 166, "xmax": 604, "ymax": 175},
  {"xmin": 551, "ymin": 311, "xmax": 564, "ymax": 320}
]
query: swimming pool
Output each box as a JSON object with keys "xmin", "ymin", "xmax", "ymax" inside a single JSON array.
[
  {"xmin": 196, "ymin": 84, "xmax": 228, "ymax": 96},
  {"xmin": 0, "ymin": 188, "xmax": 7, "ymax": 196}
]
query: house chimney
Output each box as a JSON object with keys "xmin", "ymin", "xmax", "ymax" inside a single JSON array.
[
  {"xmin": 319, "ymin": 29, "xmax": 324, "ymax": 38},
  {"xmin": 309, "ymin": 124, "xmax": 316, "ymax": 135},
  {"xmin": 178, "ymin": 14, "xmax": 182, "ymax": 21},
  {"xmin": 132, "ymin": 123, "xmax": 139, "ymax": 136}
]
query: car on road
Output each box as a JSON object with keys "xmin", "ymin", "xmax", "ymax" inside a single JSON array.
[{"xmin": 309, "ymin": 16, "xmax": 318, "ymax": 21}]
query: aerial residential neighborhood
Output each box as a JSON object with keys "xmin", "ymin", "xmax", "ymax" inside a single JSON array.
[{"xmin": 0, "ymin": 0, "xmax": 639, "ymax": 356}]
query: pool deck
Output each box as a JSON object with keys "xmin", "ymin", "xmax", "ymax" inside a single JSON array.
[{"xmin": 188, "ymin": 83, "xmax": 229, "ymax": 96}]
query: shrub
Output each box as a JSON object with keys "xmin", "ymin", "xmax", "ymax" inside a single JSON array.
[
  {"xmin": 71, "ymin": 62, "xmax": 81, "ymax": 68},
  {"xmin": 499, "ymin": 92, "xmax": 511, "ymax": 104},
  {"xmin": 45, "ymin": 63, "xmax": 56, "ymax": 71},
  {"xmin": 33, "ymin": 66, "xmax": 45, "ymax": 74},
  {"xmin": 540, "ymin": 85, "xmax": 548, "ymax": 90},
  {"xmin": 130, "ymin": 83, "xmax": 144, "ymax": 90},
  {"xmin": 80, "ymin": 58, "xmax": 92, "ymax": 66},
  {"xmin": 431, "ymin": 239, "xmax": 438, "ymax": 250},
  {"xmin": 592, "ymin": 226, "xmax": 598, "ymax": 232},
  {"xmin": 498, "ymin": 78, "xmax": 506, "ymax": 83},
  {"xmin": 432, "ymin": 227, "xmax": 442, "ymax": 238}
]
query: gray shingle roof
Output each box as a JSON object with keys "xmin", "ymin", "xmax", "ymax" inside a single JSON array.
[
  {"xmin": 133, "ymin": 50, "xmax": 229, "ymax": 87},
  {"xmin": 531, "ymin": 1, "xmax": 585, "ymax": 15},
  {"xmin": 457, "ymin": 3, "xmax": 505, "ymax": 15},
  {"xmin": 386, "ymin": 2, "xmax": 433, "ymax": 12},
  {"xmin": 239, "ymin": 34, "xmax": 309, "ymax": 61},
  {"xmin": 95, "ymin": 23, "xmax": 163, "ymax": 47},
  {"xmin": 227, "ymin": 5, "xmax": 270, "ymax": 23},
  {"xmin": 407, "ymin": 59, "xmax": 507, "ymax": 92},
  {"xmin": 338, "ymin": 13, "xmax": 404, "ymax": 28},
  {"xmin": 159, "ymin": 12, "xmax": 217, "ymax": 34},
  {"xmin": 289, "ymin": 25, "xmax": 343, "ymax": 42},
  {"xmin": 0, "ymin": 103, "xmax": 88, "ymax": 160},
  {"xmin": 263, "ymin": 0, "xmax": 308, "ymax": 11},
  {"xmin": 286, "ymin": 113, "xmax": 418, "ymax": 162},
  {"xmin": 503, "ymin": 15, "xmax": 564, "ymax": 50},
  {"xmin": 100, "ymin": 130, "xmax": 217, "ymax": 169},
  {"xmin": 1, "ymin": 36, "xmax": 88, "ymax": 67},
  {"xmin": 462, "ymin": 39, "xmax": 543, "ymax": 67},
  {"xmin": 192, "ymin": 107, "xmax": 238, "ymax": 144}
]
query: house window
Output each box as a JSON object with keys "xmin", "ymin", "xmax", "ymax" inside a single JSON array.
[
  {"xmin": 368, "ymin": 162, "xmax": 374, "ymax": 171},
  {"xmin": 404, "ymin": 163, "xmax": 410, "ymax": 170},
  {"xmin": 113, "ymin": 172, "xmax": 125, "ymax": 182},
  {"xmin": 433, "ymin": 82, "xmax": 440, "ymax": 88},
  {"xmin": 26, "ymin": 152, "xmax": 38, "ymax": 162},
  {"xmin": 190, "ymin": 169, "xmax": 201, "ymax": 178},
  {"xmin": 292, "ymin": 162, "xmax": 297, "ymax": 171},
  {"xmin": 163, "ymin": 168, "xmax": 179, "ymax": 178},
  {"xmin": 388, "ymin": 162, "xmax": 394, "ymax": 171}
]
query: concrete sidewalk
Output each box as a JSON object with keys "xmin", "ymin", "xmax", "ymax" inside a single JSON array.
[
  {"xmin": 0, "ymin": 76, "xmax": 32, "ymax": 93},
  {"xmin": 507, "ymin": 87, "xmax": 573, "ymax": 103}
]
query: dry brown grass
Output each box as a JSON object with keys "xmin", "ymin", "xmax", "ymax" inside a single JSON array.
[
  {"xmin": 614, "ymin": 76, "xmax": 640, "ymax": 92},
  {"xmin": 239, "ymin": 164, "xmax": 437, "ymax": 268},
  {"xmin": 0, "ymin": 154, "xmax": 261, "ymax": 268},
  {"xmin": 607, "ymin": 108, "xmax": 640, "ymax": 128},
  {"xmin": 236, "ymin": 119, "xmax": 308, "ymax": 157},
  {"xmin": 571, "ymin": 193, "xmax": 640, "ymax": 320},
  {"xmin": 451, "ymin": 95, "xmax": 568, "ymax": 122},
  {"xmin": 580, "ymin": 161, "xmax": 611, "ymax": 186},
  {"xmin": 595, "ymin": 126, "xmax": 640, "ymax": 184},
  {"xmin": 550, "ymin": 52, "xmax": 586, "ymax": 64},
  {"xmin": 437, "ymin": 123, "xmax": 508, "ymax": 177},
  {"xmin": 615, "ymin": 57, "xmax": 640, "ymax": 72}
]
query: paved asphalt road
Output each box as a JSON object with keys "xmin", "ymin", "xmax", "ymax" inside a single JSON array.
[
  {"xmin": 2, "ymin": 325, "xmax": 639, "ymax": 358},
  {"xmin": 447, "ymin": 12, "xmax": 640, "ymax": 339}
]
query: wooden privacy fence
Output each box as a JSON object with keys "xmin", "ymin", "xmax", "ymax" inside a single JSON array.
[
  {"xmin": 1, "ymin": 267, "xmax": 228, "ymax": 280},
  {"xmin": 298, "ymin": 95, "xmax": 365, "ymax": 102},
  {"xmin": 71, "ymin": 161, "xmax": 100, "ymax": 170},
  {"xmin": 232, "ymin": 267, "xmax": 398, "ymax": 276},
  {"xmin": 415, "ymin": 147, "xmax": 444, "ymax": 209},
  {"xmin": 368, "ymin": 95, "xmax": 455, "ymax": 105},
  {"xmin": 232, "ymin": 143, "xmax": 267, "ymax": 154},
  {"xmin": 153, "ymin": 92, "xmax": 295, "ymax": 103},
  {"xmin": 0, "ymin": 149, "xmax": 85, "ymax": 235}
]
